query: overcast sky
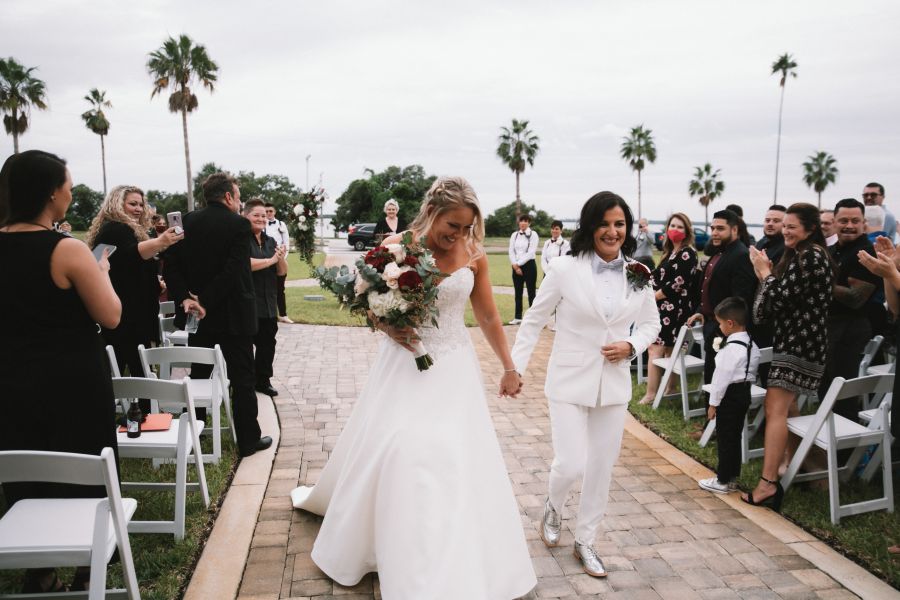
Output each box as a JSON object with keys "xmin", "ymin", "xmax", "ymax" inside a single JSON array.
[{"xmin": 4, "ymin": 0, "xmax": 899, "ymax": 226}]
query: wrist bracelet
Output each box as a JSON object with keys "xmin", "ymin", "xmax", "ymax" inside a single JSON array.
[{"xmin": 504, "ymin": 368, "xmax": 519, "ymax": 373}]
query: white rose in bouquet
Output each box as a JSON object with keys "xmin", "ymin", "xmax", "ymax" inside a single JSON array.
[
  {"xmin": 293, "ymin": 204, "xmax": 303, "ymax": 216},
  {"xmin": 381, "ymin": 262, "xmax": 408, "ymax": 289},
  {"xmin": 367, "ymin": 289, "xmax": 410, "ymax": 318},
  {"xmin": 299, "ymin": 223, "xmax": 308, "ymax": 231},
  {"xmin": 299, "ymin": 215, "xmax": 307, "ymax": 222},
  {"xmin": 384, "ymin": 243, "xmax": 406, "ymax": 263},
  {"xmin": 354, "ymin": 276, "xmax": 371, "ymax": 296}
]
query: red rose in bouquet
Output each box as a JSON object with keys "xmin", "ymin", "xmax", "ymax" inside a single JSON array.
[
  {"xmin": 398, "ymin": 270, "xmax": 423, "ymax": 290},
  {"xmin": 364, "ymin": 247, "xmax": 391, "ymax": 271},
  {"xmin": 625, "ymin": 260, "xmax": 652, "ymax": 291},
  {"xmin": 403, "ymin": 255, "xmax": 419, "ymax": 267}
]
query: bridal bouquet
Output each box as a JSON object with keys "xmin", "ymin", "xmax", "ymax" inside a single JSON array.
[{"xmin": 313, "ymin": 231, "xmax": 445, "ymax": 370}]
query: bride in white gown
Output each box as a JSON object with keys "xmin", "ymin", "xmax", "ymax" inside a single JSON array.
[{"xmin": 291, "ymin": 177, "xmax": 536, "ymax": 599}]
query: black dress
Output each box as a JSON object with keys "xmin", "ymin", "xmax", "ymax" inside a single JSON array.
[
  {"xmin": 651, "ymin": 246, "xmax": 701, "ymax": 346},
  {"xmin": 93, "ymin": 221, "xmax": 161, "ymax": 380},
  {"xmin": 753, "ymin": 244, "xmax": 833, "ymax": 395},
  {"xmin": 374, "ymin": 216, "xmax": 407, "ymax": 241},
  {"xmin": 0, "ymin": 231, "xmax": 117, "ymax": 505}
]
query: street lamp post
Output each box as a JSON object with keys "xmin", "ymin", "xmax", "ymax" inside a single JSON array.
[{"xmin": 305, "ymin": 154, "xmax": 311, "ymax": 191}]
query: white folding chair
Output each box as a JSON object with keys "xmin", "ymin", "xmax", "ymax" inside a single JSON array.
[
  {"xmin": 858, "ymin": 335, "xmax": 884, "ymax": 377},
  {"xmin": 0, "ymin": 448, "xmax": 140, "ymax": 600},
  {"xmin": 138, "ymin": 345, "xmax": 235, "ymax": 464},
  {"xmin": 781, "ymin": 374, "xmax": 894, "ymax": 524},
  {"xmin": 698, "ymin": 347, "xmax": 772, "ymax": 464},
  {"xmin": 113, "ymin": 377, "xmax": 210, "ymax": 540},
  {"xmin": 864, "ymin": 361, "xmax": 896, "ymax": 410},
  {"xmin": 850, "ymin": 395, "xmax": 894, "ymax": 482},
  {"xmin": 691, "ymin": 324, "xmax": 705, "ymax": 361},
  {"xmin": 651, "ymin": 325, "xmax": 706, "ymax": 420},
  {"xmin": 158, "ymin": 300, "xmax": 175, "ymax": 316},
  {"xmin": 158, "ymin": 315, "xmax": 189, "ymax": 348}
]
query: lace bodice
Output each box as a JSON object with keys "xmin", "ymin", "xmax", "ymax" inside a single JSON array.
[{"xmin": 418, "ymin": 267, "xmax": 474, "ymax": 359}]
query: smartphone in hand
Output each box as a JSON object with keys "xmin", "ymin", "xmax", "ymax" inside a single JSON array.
[
  {"xmin": 167, "ymin": 211, "xmax": 183, "ymax": 235},
  {"xmin": 92, "ymin": 243, "xmax": 117, "ymax": 262}
]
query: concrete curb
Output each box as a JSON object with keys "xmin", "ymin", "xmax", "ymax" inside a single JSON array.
[
  {"xmin": 623, "ymin": 412, "xmax": 899, "ymax": 599},
  {"xmin": 183, "ymin": 393, "xmax": 280, "ymax": 600}
]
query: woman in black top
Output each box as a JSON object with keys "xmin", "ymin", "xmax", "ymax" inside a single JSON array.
[
  {"xmin": 243, "ymin": 199, "xmax": 287, "ymax": 396},
  {"xmin": 0, "ymin": 150, "xmax": 122, "ymax": 592},
  {"xmin": 86, "ymin": 186, "xmax": 182, "ymax": 392},
  {"xmin": 373, "ymin": 198, "xmax": 407, "ymax": 244}
]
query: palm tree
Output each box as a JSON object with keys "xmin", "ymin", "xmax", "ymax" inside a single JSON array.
[
  {"xmin": 147, "ymin": 35, "xmax": 218, "ymax": 211},
  {"xmin": 771, "ymin": 53, "xmax": 798, "ymax": 203},
  {"xmin": 81, "ymin": 88, "xmax": 112, "ymax": 195},
  {"xmin": 620, "ymin": 124, "xmax": 657, "ymax": 220},
  {"xmin": 496, "ymin": 119, "xmax": 540, "ymax": 218},
  {"xmin": 688, "ymin": 163, "xmax": 725, "ymax": 230},
  {"xmin": 0, "ymin": 57, "xmax": 48, "ymax": 154},
  {"xmin": 802, "ymin": 151, "xmax": 838, "ymax": 208}
]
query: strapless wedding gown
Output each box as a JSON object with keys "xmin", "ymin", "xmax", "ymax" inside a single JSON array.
[{"xmin": 291, "ymin": 267, "xmax": 536, "ymax": 599}]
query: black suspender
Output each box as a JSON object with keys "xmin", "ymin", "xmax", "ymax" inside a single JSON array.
[{"xmin": 724, "ymin": 338, "xmax": 753, "ymax": 380}]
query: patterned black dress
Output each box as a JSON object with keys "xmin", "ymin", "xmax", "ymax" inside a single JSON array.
[
  {"xmin": 753, "ymin": 244, "xmax": 833, "ymax": 395},
  {"xmin": 651, "ymin": 246, "xmax": 701, "ymax": 346}
]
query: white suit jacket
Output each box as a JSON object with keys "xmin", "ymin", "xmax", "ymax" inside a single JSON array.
[{"xmin": 511, "ymin": 254, "xmax": 661, "ymax": 408}]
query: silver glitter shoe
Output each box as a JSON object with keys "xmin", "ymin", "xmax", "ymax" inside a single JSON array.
[
  {"xmin": 540, "ymin": 497, "xmax": 561, "ymax": 547},
  {"xmin": 574, "ymin": 541, "xmax": 607, "ymax": 577}
]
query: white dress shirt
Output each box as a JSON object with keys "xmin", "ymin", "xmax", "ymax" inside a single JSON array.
[
  {"xmin": 590, "ymin": 252, "xmax": 625, "ymax": 319},
  {"xmin": 266, "ymin": 219, "xmax": 290, "ymax": 247},
  {"xmin": 708, "ymin": 331, "xmax": 760, "ymax": 407},
  {"xmin": 509, "ymin": 228, "xmax": 539, "ymax": 266},
  {"xmin": 541, "ymin": 237, "xmax": 570, "ymax": 270}
]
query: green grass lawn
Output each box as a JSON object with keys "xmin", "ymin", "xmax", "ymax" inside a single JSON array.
[
  {"xmin": 285, "ymin": 252, "xmax": 324, "ymax": 281},
  {"xmin": 287, "ymin": 287, "xmax": 520, "ymax": 327},
  {"xmin": 0, "ymin": 410, "xmax": 238, "ymax": 599},
  {"xmin": 628, "ymin": 376, "xmax": 900, "ymax": 589}
]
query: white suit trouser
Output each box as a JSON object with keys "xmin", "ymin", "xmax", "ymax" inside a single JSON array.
[{"xmin": 548, "ymin": 401, "xmax": 627, "ymax": 545}]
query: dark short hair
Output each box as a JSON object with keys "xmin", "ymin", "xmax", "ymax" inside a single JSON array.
[
  {"xmin": 569, "ymin": 191, "xmax": 636, "ymax": 257},
  {"xmin": 202, "ymin": 172, "xmax": 238, "ymax": 204},
  {"xmin": 242, "ymin": 198, "xmax": 265, "ymax": 215},
  {"xmin": 0, "ymin": 150, "xmax": 68, "ymax": 226},
  {"xmin": 714, "ymin": 296, "xmax": 749, "ymax": 327},
  {"xmin": 712, "ymin": 209, "xmax": 740, "ymax": 228},
  {"xmin": 518, "ymin": 214, "xmax": 532, "ymax": 223},
  {"xmin": 264, "ymin": 202, "xmax": 275, "ymax": 208},
  {"xmin": 865, "ymin": 182, "xmax": 885, "ymax": 196},
  {"xmin": 820, "ymin": 209, "xmax": 834, "ymax": 215},
  {"xmin": 834, "ymin": 198, "xmax": 865, "ymax": 215},
  {"xmin": 551, "ymin": 220, "xmax": 563, "ymax": 229},
  {"xmin": 151, "ymin": 214, "xmax": 166, "ymax": 224},
  {"xmin": 768, "ymin": 204, "xmax": 787, "ymax": 212},
  {"xmin": 725, "ymin": 204, "xmax": 743, "ymax": 217}
]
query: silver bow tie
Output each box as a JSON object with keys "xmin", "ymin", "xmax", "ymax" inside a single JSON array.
[{"xmin": 595, "ymin": 258, "xmax": 624, "ymax": 272}]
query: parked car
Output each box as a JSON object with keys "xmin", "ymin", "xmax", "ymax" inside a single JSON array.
[
  {"xmin": 347, "ymin": 223, "xmax": 377, "ymax": 251},
  {"xmin": 654, "ymin": 227, "xmax": 710, "ymax": 251}
]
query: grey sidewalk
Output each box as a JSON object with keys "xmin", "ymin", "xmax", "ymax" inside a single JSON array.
[{"xmin": 232, "ymin": 323, "xmax": 887, "ymax": 599}]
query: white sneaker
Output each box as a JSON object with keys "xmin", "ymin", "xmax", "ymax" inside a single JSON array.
[
  {"xmin": 278, "ymin": 316, "xmax": 294, "ymax": 324},
  {"xmin": 508, "ymin": 318, "xmax": 522, "ymax": 325},
  {"xmin": 699, "ymin": 477, "xmax": 737, "ymax": 494}
]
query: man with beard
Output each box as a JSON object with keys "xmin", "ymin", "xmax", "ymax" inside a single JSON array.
[
  {"xmin": 755, "ymin": 205, "xmax": 786, "ymax": 264},
  {"xmin": 820, "ymin": 198, "xmax": 881, "ymax": 419},
  {"xmin": 687, "ymin": 209, "xmax": 757, "ymax": 383}
]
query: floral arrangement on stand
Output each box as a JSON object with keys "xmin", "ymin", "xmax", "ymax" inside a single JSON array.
[
  {"xmin": 313, "ymin": 232, "xmax": 446, "ymax": 370},
  {"xmin": 290, "ymin": 186, "xmax": 325, "ymax": 266}
]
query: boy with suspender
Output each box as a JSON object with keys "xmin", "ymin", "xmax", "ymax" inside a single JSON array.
[{"xmin": 699, "ymin": 297, "xmax": 761, "ymax": 494}]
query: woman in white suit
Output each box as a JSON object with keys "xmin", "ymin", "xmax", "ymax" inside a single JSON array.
[{"xmin": 511, "ymin": 191, "xmax": 660, "ymax": 577}]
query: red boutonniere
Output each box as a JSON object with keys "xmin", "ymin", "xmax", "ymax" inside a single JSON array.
[{"xmin": 625, "ymin": 261, "xmax": 652, "ymax": 291}]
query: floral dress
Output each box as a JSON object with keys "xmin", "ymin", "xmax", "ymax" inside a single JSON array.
[
  {"xmin": 753, "ymin": 244, "xmax": 833, "ymax": 395},
  {"xmin": 651, "ymin": 246, "xmax": 701, "ymax": 346}
]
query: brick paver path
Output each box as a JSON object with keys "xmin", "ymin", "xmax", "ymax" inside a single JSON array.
[{"xmin": 238, "ymin": 324, "xmax": 859, "ymax": 599}]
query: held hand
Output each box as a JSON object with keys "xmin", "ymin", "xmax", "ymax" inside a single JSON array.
[
  {"xmin": 98, "ymin": 248, "xmax": 112, "ymax": 274},
  {"xmin": 686, "ymin": 313, "xmax": 704, "ymax": 326},
  {"xmin": 499, "ymin": 371, "xmax": 523, "ymax": 398},
  {"xmin": 160, "ymin": 227, "xmax": 184, "ymax": 249},
  {"xmin": 513, "ymin": 265, "xmax": 522, "ymax": 276},
  {"xmin": 748, "ymin": 246, "xmax": 772, "ymax": 280},
  {"xmin": 601, "ymin": 341, "xmax": 634, "ymax": 363},
  {"xmin": 366, "ymin": 311, "xmax": 420, "ymax": 353},
  {"xmin": 183, "ymin": 298, "xmax": 206, "ymax": 319},
  {"xmin": 707, "ymin": 405, "xmax": 717, "ymax": 421}
]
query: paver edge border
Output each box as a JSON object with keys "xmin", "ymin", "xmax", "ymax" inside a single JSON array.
[
  {"xmin": 183, "ymin": 393, "xmax": 280, "ymax": 600},
  {"xmin": 623, "ymin": 412, "xmax": 899, "ymax": 599}
]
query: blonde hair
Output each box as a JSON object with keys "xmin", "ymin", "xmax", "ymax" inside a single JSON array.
[
  {"xmin": 408, "ymin": 176, "xmax": 485, "ymax": 261},
  {"xmin": 383, "ymin": 198, "xmax": 399, "ymax": 212},
  {"xmin": 86, "ymin": 185, "xmax": 149, "ymax": 246}
]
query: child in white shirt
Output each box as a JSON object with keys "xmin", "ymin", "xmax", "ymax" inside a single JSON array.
[{"xmin": 699, "ymin": 297, "xmax": 760, "ymax": 494}]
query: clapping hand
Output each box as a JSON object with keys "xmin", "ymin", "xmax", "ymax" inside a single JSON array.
[
  {"xmin": 858, "ymin": 250, "xmax": 900, "ymax": 281},
  {"xmin": 748, "ymin": 246, "xmax": 772, "ymax": 280},
  {"xmin": 275, "ymin": 244, "xmax": 288, "ymax": 260},
  {"xmin": 874, "ymin": 236, "xmax": 900, "ymax": 269}
]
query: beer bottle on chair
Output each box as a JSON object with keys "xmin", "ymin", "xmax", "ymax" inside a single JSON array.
[{"xmin": 126, "ymin": 400, "xmax": 142, "ymax": 438}]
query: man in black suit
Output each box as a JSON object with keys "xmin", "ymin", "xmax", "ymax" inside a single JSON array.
[
  {"xmin": 164, "ymin": 172, "xmax": 272, "ymax": 457},
  {"xmin": 752, "ymin": 204, "xmax": 786, "ymax": 383},
  {"xmin": 688, "ymin": 209, "xmax": 758, "ymax": 382}
]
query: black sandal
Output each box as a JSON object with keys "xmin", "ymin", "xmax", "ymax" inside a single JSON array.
[
  {"xmin": 740, "ymin": 476, "xmax": 784, "ymax": 513},
  {"xmin": 21, "ymin": 568, "xmax": 67, "ymax": 593}
]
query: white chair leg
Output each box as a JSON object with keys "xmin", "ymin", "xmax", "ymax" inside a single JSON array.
[
  {"xmin": 698, "ymin": 419, "xmax": 716, "ymax": 447},
  {"xmin": 224, "ymin": 395, "xmax": 237, "ymax": 444},
  {"xmin": 208, "ymin": 402, "xmax": 222, "ymax": 464},
  {"xmin": 652, "ymin": 362, "xmax": 672, "ymax": 410},
  {"xmin": 189, "ymin": 413, "xmax": 211, "ymax": 507},
  {"xmin": 883, "ymin": 430, "xmax": 894, "ymax": 513},
  {"xmin": 89, "ymin": 500, "xmax": 110, "ymax": 600},
  {"xmin": 827, "ymin": 441, "xmax": 841, "ymax": 524},
  {"xmin": 175, "ymin": 419, "xmax": 189, "ymax": 541}
]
